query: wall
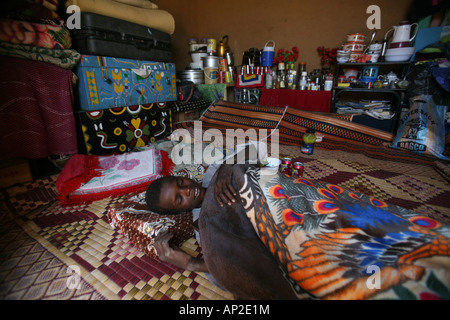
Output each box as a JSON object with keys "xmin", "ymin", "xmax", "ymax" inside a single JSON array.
[{"xmin": 153, "ymin": 0, "xmax": 414, "ymax": 73}]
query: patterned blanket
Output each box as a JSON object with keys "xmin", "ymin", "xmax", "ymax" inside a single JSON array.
[{"xmin": 236, "ymin": 165, "xmax": 450, "ymax": 299}]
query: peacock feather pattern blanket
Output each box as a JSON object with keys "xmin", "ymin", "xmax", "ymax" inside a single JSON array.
[{"xmin": 238, "ymin": 166, "xmax": 450, "ymax": 300}]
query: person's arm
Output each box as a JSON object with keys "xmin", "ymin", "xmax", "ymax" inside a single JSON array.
[
  {"xmin": 213, "ymin": 164, "xmax": 237, "ymax": 207},
  {"xmin": 154, "ymin": 231, "xmax": 209, "ymax": 272},
  {"xmin": 214, "ymin": 143, "xmax": 263, "ymax": 207}
]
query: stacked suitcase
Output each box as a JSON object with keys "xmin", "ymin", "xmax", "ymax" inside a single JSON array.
[{"xmin": 72, "ymin": 12, "xmax": 175, "ymax": 155}]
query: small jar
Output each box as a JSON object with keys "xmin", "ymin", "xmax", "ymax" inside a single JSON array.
[
  {"xmin": 298, "ymin": 62, "xmax": 307, "ymax": 74},
  {"xmin": 301, "ymin": 129, "xmax": 317, "ymax": 155}
]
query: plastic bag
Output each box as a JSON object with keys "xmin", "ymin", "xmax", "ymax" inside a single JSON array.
[
  {"xmin": 391, "ymin": 95, "xmax": 448, "ymax": 160},
  {"xmin": 406, "ymin": 63, "xmax": 447, "ymax": 104}
]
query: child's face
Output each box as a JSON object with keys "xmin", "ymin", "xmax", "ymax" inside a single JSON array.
[{"xmin": 158, "ymin": 176, "xmax": 205, "ymax": 213}]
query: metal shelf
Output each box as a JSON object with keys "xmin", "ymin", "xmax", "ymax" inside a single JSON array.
[
  {"xmin": 336, "ymin": 61, "xmax": 411, "ymax": 67},
  {"xmin": 333, "ymin": 86, "xmax": 406, "ymax": 92},
  {"xmin": 332, "ymin": 61, "xmax": 412, "ymax": 134}
]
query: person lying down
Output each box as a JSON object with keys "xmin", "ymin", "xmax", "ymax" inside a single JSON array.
[
  {"xmin": 145, "ymin": 146, "xmax": 450, "ymax": 300},
  {"xmin": 146, "ymin": 161, "xmax": 301, "ymax": 299},
  {"xmin": 146, "ymin": 163, "xmax": 234, "ymax": 273}
]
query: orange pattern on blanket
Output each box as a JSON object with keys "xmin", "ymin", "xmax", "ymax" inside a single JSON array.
[
  {"xmin": 250, "ymin": 171, "xmax": 450, "ymax": 300},
  {"xmin": 286, "ymin": 226, "xmax": 435, "ymax": 299}
]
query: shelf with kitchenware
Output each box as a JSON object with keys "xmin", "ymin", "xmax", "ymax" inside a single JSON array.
[
  {"xmin": 334, "ymin": 61, "xmax": 412, "ymax": 83},
  {"xmin": 332, "ymin": 61, "xmax": 412, "ymax": 95},
  {"xmin": 331, "ymin": 61, "xmax": 412, "ymax": 134}
]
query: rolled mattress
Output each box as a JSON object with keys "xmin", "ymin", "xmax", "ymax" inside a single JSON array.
[{"xmin": 66, "ymin": 0, "xmax": 175, "ymax": 34}]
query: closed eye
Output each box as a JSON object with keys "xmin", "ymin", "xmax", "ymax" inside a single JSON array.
[{"xmin": 176, "ymin": 194, "xmax": 183, "ymax": 205}]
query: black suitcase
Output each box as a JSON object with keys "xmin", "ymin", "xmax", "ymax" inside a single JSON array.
[{"xmin": 71, "ymin": 12, "xmax": 172, "ymax": 62}]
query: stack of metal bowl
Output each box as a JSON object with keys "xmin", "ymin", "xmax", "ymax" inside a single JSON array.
[{"xmin": 177, "ymin": 70, "xmax": 204, "ymax": 84}]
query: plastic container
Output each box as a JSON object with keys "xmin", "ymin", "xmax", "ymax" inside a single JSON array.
[
  {"xmin": 262, "ymin": 40, "xmax": 275, "ymax": 67},
  {"xmin": 301, "ymin": 130, "xmax": 317, "ymax": 155},
  {"xmin": 202, "ymin": 56, "xmax": 220, "ymax": 84}
]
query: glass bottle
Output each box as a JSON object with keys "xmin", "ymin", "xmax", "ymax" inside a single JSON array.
[
  {"xmin": 310, "ymin": 69, "xmax": 322, "ymax": 90},
  {"xmin": 276, "ymin": 62, "xmax": 286, "ymax": 89},
  {"xmin": 298, "ymin": 71, "xmax": 308, "ymax": 90},
  {"xmin": 298, "ymin": 62, "xmax": 306, "ymax": 74},
  {"xmin": 286, "ymin": 63, "xmax": 297, "ymax": 89},
  {"xmin": 301, "ymin": 129, "xmax": 317, "ymax": 155},
  {"xmin": 265, "ymin": 67, "xmax": 274, "ymax": 89}
]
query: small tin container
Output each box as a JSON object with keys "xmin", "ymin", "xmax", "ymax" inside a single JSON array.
[
  {"xmin": 225, "ymin": 71, "xmax": 232, "ymax": 83},
  {"xmin": 292, "ymin": 162, "xmax": 304, "ymax": 178},
  {"xmin": 280, "ymin": 157, "xmax": 292, "ymax": 175},
  {"xmin": 219, "ymin": 58, "xmax": 228, "ymax": 71},
  {"xmin": 218, "ymin": 71, "xmax": 225, "ymax": 83},
  {"xmin": 207, "ymin": 38, "xmax": 217, "ymax": 55}
]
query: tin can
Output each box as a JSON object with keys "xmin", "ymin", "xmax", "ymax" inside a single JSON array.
[
  {"xmin": 218, "ymin": 71, "xmax": 225, "ymax": 83},
  {"xmin": 292, "ymin": 162, "xmax": 304, "ymax": 178},
  {"xmin": 280, "ymin": 157, "xmax": 292, "ymax": 175},
  {"xmin": 207, "ymin": 38, "xmax": 217, "ymax": 55},
  {"xmin": 219, "ymin": 58, "xmax": 228, "ymax": 71},
  {"xmin": 225, "ymin": 71, "xmax": 232, "ymax": 83}
]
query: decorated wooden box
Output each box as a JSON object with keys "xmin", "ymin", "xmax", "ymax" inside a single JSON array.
[
  {"xmin": 77, "ymin": 103, "xmax": 172, "ymax": 155},
  {"xmin": 75, "ymin": 55, "xmax": 177, "ymax": 110}
]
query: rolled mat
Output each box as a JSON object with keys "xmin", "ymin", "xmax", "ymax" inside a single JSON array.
[
  {"xmin": 66, "ymin": 0, "xmax": 175, "ymax": 34},
  {"xmin": 198, "ymin": 100, "xmax": 394, "ymax": 147}
]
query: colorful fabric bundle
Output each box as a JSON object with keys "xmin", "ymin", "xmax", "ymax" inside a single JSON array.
[
  {"xmin": 196, "ymin": 84, "xmax": 227, "ymax": 101},
  {"xmin": 235, "ymin": 74, "xmax": 265, "ymax": 88},
  {"xmin": 0, "ymin": 18, "xmax": 72, "ymax": 49},
  {"xmin": 0, "ymin": 41, "xmax": 80, "ymax": 68},
  {"xmin": 0, "ymin": 0, "xmax": 62, "ymax": 24}
]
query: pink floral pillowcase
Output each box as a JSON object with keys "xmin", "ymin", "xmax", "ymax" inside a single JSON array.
[
  {"xmin": 56, "ymin": 148, "xmax": 173, "ymax": 205},
  {"xmin": 73, "ymin": 149, "xmax": 162, "ymax": 196}
]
